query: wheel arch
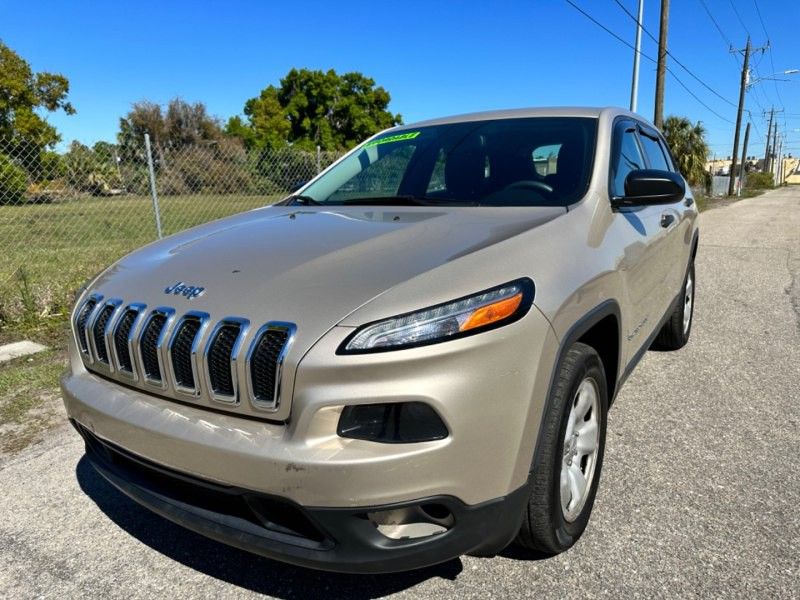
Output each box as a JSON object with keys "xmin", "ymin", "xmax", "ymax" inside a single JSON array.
[{"xmin": 529, "ymin": 299, "xmax": 621, "ymax": 474}]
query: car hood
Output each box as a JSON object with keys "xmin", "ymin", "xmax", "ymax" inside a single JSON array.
[
  {"xmin": 88, "ymin": 204, "xmax": 563, "ymax": 417},
  {"xmin": 95, "ymin": 205, "xmax": 561, "ymax": 330}
]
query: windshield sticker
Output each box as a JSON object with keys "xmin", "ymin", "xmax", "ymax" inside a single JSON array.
[{"xmin": 363, "ymin": 131, "xmax": 421, "ymax": 148}]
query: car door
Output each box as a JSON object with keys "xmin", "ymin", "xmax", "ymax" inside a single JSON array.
[
  {"xmin": 609, "ymin": 119, "xmax": 671, "ymax": 353},
  {"xmin": 637, "ymin": 125, "xmax": 690, "ymax": 304}
]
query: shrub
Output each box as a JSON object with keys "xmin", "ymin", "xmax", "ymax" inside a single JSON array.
[
  {"xmin": 0, "ymin": 153, "xmax": 28, "ymax": 205},
  {"xmin": 745, "ymin": 172, "xmax": 773, "ymax": 190}
]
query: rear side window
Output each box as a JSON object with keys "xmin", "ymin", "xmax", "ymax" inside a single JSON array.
[
  {"xmin": 639, "ymin": 133, "xmax": 671, "ymax": 171},
  {"xmin": 612, "ymin": 128, "xmax": 645, "ymax": 197}
]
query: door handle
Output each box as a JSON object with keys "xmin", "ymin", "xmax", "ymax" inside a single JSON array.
[{"xmin": 660, "ymin": 213, "xmax": 676, "ymax": 228}]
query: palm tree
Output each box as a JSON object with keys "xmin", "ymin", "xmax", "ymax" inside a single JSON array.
[{"xmin": 661, "ymin": 116, "xmax": 709, "ymax": 186}]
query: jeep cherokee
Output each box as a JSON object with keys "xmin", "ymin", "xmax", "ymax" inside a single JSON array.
[{"xmin": 62, "ymin": 107, "xmax": 698, "ymax": 573}]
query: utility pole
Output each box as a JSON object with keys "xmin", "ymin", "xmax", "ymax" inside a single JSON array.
[
  {"xmin": 728, "ymin": 37, "xmax": 751, "ymax": 196},
  {"xmin": 629, "ymin": 0, "xmax": 644, "ymax": 112},
  {"xmin": 771, "ymin": 120, "xmax": 780, "ymax": 172},
  {"xmin": 764, "ymin": 107, "xmax": 774, "ymax": 172},
  {"xmin": 738, "ymin": 122, "xmax": 750, "ymax": 196},
  {"xmin": 653, "ymin": 0, "xmax": 669, "ymax": 128}
]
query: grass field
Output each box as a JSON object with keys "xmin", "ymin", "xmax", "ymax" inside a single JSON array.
[
  {"xmin": 0, "ymin": 192, "xmax": 279, "ymax": 456},
  {"xmin": 0, "ymin": 192, "xmax": 278, "ymax": 338}
]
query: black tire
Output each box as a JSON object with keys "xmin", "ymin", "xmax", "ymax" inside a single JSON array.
[
  {"xmin": 515, "ymin": 342, "xmax": 608, "ymax": 555},
  {"xmin": 652, "ymin": 261, "xmax": 694, "ymax": 351}
]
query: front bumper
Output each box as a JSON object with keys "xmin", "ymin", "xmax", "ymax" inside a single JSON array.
[
  {"xmin": 62, "ymin": 308, "xmax": 558, "ymax": 571},
  {"xmin": 76, "ymin": 420, "xmax": 530, "ymax": 573}
]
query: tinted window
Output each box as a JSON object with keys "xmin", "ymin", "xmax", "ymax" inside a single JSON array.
[
  {"xmin": 300, "ymin": 117, "xmax": 598, "ymax": 207},
  {"xmin": 612, "ymin": 128, "xmax": 645, "ymax": 196},
  {"xmin": 639, "ymin": 133, "xmax": 671, "ymax": 171}
]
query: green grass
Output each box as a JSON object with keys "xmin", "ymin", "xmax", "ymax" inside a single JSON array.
[
  {"xmin": 0, "ymin": 345, "xmax": 68, "ymax": 455},
  {"xmin": 0, "ymin": 193, "xmax": 276, "ymax": 454},
  {"xmin": 0, "ymin": 193, "xmax": 277, "ymax": 337}
]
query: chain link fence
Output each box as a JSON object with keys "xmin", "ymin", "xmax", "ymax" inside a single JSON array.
[{"xmin": 0, "ymin": 136, "xmax": 343, "ymax": 327}]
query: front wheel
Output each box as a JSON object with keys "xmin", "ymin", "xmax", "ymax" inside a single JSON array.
[{"xmin": 515, "ymin": 342, "xmax": 608, "ymax": 554}]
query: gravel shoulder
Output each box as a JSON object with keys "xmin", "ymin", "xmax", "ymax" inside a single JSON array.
[{"xmin": 1, "ymin": 188, "xmax": 798, "ymax": 599}]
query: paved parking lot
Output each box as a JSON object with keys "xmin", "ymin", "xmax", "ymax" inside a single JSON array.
[{"xmin": 1, "ymin": 188, "xmax": 798, "ymax": 599}]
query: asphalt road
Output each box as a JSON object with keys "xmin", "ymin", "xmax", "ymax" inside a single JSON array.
[{"xmin": 1, "ymin": 188, "xmax": 798, "ymax": 599}]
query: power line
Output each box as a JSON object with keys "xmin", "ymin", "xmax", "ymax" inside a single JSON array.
[
  {"xmin": 696, "ymin": 0, "xmax": 743, "ymax": 76},
  {"xmin": 565, "ymin": 0, "xmax": 644, "ymax": 56},
  {"xmin": 698, "ymin": 0, "xmax": 733, "ymax": 47},
  {"xmin": 728, "ymin": 0, "xmax": 751, "ymax": 36},
  {"xmin": 564, "ymin": 0, "xmax": 734, "ymax": 123},
  {"xmin": 668, "ymin": 71, "xmax": 735, "ymax": 124},
  {"xmin": 613, "ymin": 0, "xmax": 738, "ymax": 108},
  {"xmin": 752, "ymin": 0, "xmax": 770, "ymax": 40},
  {"xmin": 749, "ymin": 1, "xmax": 788, "ymax": 147}
]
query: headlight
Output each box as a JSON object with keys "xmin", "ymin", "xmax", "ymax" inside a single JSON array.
[{"xmin": 340, "ymin": 278, "xmax": 534, "ymax": 353}]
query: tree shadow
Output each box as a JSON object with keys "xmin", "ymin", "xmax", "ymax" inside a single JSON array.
[{"xmin": 75, "ymin": 456, "xmax": 463, "ymax": 599}]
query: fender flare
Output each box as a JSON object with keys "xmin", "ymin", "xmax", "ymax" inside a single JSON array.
[{"xmin": 529, "ymin": 299, "xmax": 621, "ymax": 474}]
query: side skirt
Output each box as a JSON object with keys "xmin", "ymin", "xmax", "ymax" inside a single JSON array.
[{"xmin": 615, "ymin": 290, "xmax": 681, "ymax": 393}]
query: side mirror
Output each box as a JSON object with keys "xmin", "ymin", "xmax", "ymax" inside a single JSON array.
[{"xmin": 612, "ymin": 169, "xmax": 686, "ymax": 208}]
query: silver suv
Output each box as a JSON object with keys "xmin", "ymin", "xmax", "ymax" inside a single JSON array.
[{"xmin": 62, "ymin": 107, "xmax": 698, "ymax": 573}]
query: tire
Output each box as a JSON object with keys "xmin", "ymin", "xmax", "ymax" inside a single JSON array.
[
  {"xmin": 515, "ymin": 342, "xmax": 608, "ymax": 555},
  {"xmin": 652, "ymin": 261, "xmax": 694, "ymax": 351}
]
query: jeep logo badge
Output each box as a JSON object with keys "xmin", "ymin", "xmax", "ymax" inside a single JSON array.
[{"xmin": 164, "ymin": 281, "xmax": 205, "ymax": 300}]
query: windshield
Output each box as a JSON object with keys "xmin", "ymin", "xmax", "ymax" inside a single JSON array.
[{"xmin": 297, "ymin": 117, "xmax": 597, "ymax": 207}]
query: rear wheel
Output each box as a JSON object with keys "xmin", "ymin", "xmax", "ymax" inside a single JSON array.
[
  {"xmin": 652, "ymin": 261, "xmax": 694, "ymax": 350},
  {"xmin": 516, "ymin": 342, "xmax": 608, "ymax": 554}
]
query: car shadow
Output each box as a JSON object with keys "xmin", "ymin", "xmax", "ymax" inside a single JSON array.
[{"xmin": 75, "ymin": 456, "xmax": 462, "ymax": 599}]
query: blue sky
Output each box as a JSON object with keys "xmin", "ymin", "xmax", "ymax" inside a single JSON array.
[{"xmin": 3, "ymin": 0, "xmax": 800, "ymax": 156}]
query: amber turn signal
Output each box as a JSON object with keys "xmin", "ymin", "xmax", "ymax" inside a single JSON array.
[{"xmin": 460, "ymin": 293, "xmax": 524, "ymax": 332}]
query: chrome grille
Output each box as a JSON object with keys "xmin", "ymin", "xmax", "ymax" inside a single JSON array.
[
  {"xmin": 207, "ymin": 322, "xmax": 242, "ymax": 398},
  {"xmin": 167, "ymin": 311, "xmax": 208, "ymax": 395},
  {"xmin": 140, "ymin": 313, "xmax": 167, "ymax": 382},
  {"xmin": 76, "ymin": 293, "xmax": 293, "ymax": 416},
  {"xmin": 113, "ymin": 309, "xmax": 138, "ymax": 373},
  {"xmin": 92, "ymin": 305, "xmax": 116, "ymax": 364},
  {"xmin": 75, "ymin": 296, "xmax": 99, "ymax": 354},
  {"xmin": 247, "ymin": 323, "xmax": 295, "ymax": 410}
]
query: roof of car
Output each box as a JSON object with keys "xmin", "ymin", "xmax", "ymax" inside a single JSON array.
[{"xmin": 401, "ymin": 106, "xmax": 639, "ymax": 129}]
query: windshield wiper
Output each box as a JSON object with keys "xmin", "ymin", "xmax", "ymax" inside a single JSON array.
[
  {"xmin": 286, "ymin": 194, "xmax": 322, "ymax": 206},
  {"xmin": 339, "ymin": 195, "xmax": 440, "ymax": 206}
]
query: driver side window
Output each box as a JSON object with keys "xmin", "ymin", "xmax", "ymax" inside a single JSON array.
[{"xmin": 613, "ymin": 128, "xmax": 645, "ymax": 197}]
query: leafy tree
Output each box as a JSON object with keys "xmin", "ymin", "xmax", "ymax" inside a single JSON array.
[
  {"xmin": 117, "ymin": 98, "xmax": 223, "ymax": 163},
  {"xmin": 62, "ymin": 141, "xmax": 120, "ymax": 195},
  {"xmin": 662, "ymin": 116, "xmax": 710, "ymax": 186},
  {"xmin": 0, "ymin": 40, "xmax": 75, "ymax": 172},
  {"xmin": 228, "ymin": 68, "xmax": 401, "ymax": 151},
  {"xmin": 226, "ymin": 86, "xmax": 289, "ymax": 150},
  {"xmin": 0, "ymin": 153, "xmax": 27, "ymax": 205}
]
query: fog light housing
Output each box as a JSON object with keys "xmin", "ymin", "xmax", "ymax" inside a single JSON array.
[
  {"xmin": 366, "ymin": 503, "xmax": 454, "ymax": 540},
  {"xmin": 337, "ymin": 402, "xmax": 448, "ymax": 443}
]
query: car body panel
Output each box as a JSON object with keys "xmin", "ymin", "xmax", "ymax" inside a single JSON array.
[{"xmin": 61, "ymin": 105, "xmax": 698, "ymax": 571}]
